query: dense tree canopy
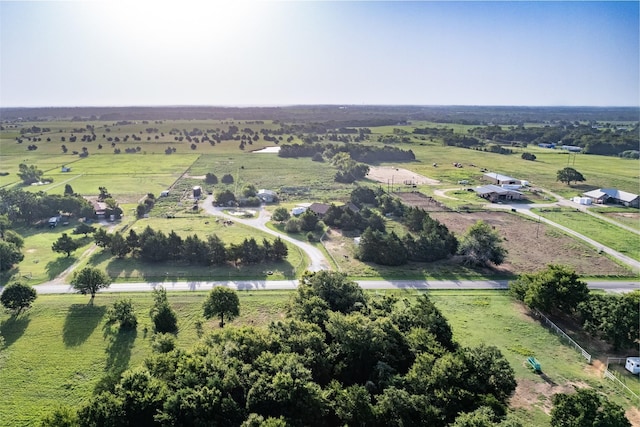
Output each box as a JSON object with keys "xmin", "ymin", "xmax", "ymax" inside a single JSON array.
[
  {"xmin": 42, "ymin": 271, "xmax": 518, "ymax": 427},
  {"xmin": 551, "ymin": 389, "xmax": 630, "ymax": 427},
  {"xmin": 510, "ymin": 264, "xmax": 589, "ymax": 314}
]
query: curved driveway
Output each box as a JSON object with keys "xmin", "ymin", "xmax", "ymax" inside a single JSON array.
[{"xmin": 201, "ymin": 196, "xmax": 330, "ymax": 271}]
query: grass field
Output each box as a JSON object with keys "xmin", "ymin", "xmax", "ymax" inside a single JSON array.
[
  {"xmin": 1, "ymin": 290, "xmax": 636, "ymax": 426},
  {"xmin": 532, "ymin": 207, "xmax": 640, "ymax": 261},
  {"xmin": 1, "ymin": 118, "xmax": 638, "ymax": 285}
]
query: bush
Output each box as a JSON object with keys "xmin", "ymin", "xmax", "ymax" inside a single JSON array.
[
  {"xmin": 151, "ymin": 333, "xmax": 176, "ymax": 353},
  {"xmin": 285, "ymin": 218, "xmax": 301, "ymax": 233},
  {"xmin": 107, "ymin": 298, "xmax": 137, "ymax": 330}
]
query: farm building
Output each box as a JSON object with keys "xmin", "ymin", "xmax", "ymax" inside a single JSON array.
[
  {"xmin": 582, "ymin": 188, "xmax": 639, "ymax": 208},
  {"xmin": 475, "ymin": 184, "xmax": 524, "ymax": 202},
  {"xmin": 483, "ymin": 172, "xmax": 521, "ymax": 185},
  {"xmin": 92, "ymin": 201, "xmax": 107, "ymax": 218},
  {"xmin": 257, "ymin": 189, "xmax": 277, "ymax": 203}
]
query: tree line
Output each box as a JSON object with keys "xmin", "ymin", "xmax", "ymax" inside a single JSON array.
[
  {"xmin": 510, "ymin": 264, "xmax": 640, "ymax": 351},
  {"xmin": 94, "ymin": 226, "xmax": 288, "ymax": 266},
  {"xmin": 278, "ymin": 142, "xmax": 415, "ymax": 163}
]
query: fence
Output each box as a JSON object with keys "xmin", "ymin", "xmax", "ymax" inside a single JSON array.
[
  {"xmin": 604, "ymin": 358, "xmax": 640, "ymax": 402},
  {"xmin": 533, "ymin": 309, "xmax": 592, "ymax": 364}
]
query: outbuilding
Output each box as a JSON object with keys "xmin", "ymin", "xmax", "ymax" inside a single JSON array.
[{"xmin": 625, "ymin": 357, "xmax": 640, "ymax": 374}]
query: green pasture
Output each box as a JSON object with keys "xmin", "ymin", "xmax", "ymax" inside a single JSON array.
[
  {"xmin": 7, "ymin": 222, "xmax": 97, "ymax": 286},
  {"xmin": 376, "ymin": 141, "xmax": 639, "ymax": 198},
  {"xmin": 532, "ymin": 207, "xmax": 640, "ymax": 261},
  {"xmin": 589, "ymin": 207, "xmax": 640, "ymax": 232},
  {"xmin": 0, "ymin": 291, "xmax": 292, "ymax": 426},
  {"xmin": 1, "ymin": 289, "xmax": 635, "ymax": 427}
]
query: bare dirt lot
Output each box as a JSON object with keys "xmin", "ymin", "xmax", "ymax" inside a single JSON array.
[{"xmin": 366, "ymin": 166, "xmax": 440, "ymax": 186}]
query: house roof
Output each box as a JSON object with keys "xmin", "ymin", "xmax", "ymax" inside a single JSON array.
[
  {"xmin": 583, "ymin": 188, "xmax": 639, "ymax": 203},
  {"xmin": 475, "ymin": 184, "xmax": 522, "ymax": 196},
  {"xmin": 308, "ymin": 202, "xmax": 331, "ymax": 215},
  {"xmin": 484, "ymin": 172, "xmax": 518, "ymax": 183}
]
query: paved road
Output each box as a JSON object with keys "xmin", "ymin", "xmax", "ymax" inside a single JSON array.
[
  {"xmin": 201, "ymin": 196, "xmax": 330, "ymax": 271},
  {"xmin": 32, "ymin": 279, "xmax": 638, "ymax": 295}
]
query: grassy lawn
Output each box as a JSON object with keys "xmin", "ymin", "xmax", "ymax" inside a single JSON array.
[
  {"xmin": 532, "ymin": 207, "xmax": 640, "ymax": 261},
  {"xmin": 1, "ymin": 290, "xmax": 636, "ymax": 426}
]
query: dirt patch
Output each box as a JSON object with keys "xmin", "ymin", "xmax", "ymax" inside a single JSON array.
[
  {"xmin": 510, "ymin": 378, "xmax": 586, "ymax": 415},
  {"xmin": 184, "ymin": 174, "xmax": 206, "ymax": 180},
  {"xmin": 366, "ymin": 166, "xmax": 440, "ymax": 186},
  {"xmin": 394, "ymin": 191, "xmax": 449, "ymax": 212},
  {"xmin": 427, "ymin": 210, "xmax": 631, "ymax": 276},
  {"xmin": 626, "ymin": 407, "xmax": 640, "ymax": 427}
]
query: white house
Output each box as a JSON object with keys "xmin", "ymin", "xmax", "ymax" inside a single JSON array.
[
  {"xmin": 257, "ymin": 189, "xmax": 277, "ymax": 203},
  {"xmin": 475, "ymin": 184, "xmax": 524, "ymax": 202},
  {"xmin": 483, "ymin": 172, "xmax": 521, "ymax": 185}
]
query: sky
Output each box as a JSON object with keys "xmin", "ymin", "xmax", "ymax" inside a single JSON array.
[{"xmin": 0, "ymin": 1, "xmax": 638, "ymax": 107}]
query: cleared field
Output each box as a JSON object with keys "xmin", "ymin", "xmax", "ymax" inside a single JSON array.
[{"xmin": 532, "ymin": 207, "xmax": 640, "ymax": 262}]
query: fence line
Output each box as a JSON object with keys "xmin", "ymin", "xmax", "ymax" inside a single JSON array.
[
  {"xmin": 603, "ymin": 363, "xmax": 640, "ymax": 402},
  {"xmin": 533, "ymin": 309, "xmax": 592, "ymax": 364}
]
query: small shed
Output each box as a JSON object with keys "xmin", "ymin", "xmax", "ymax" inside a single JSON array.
[
  {"xmin": 193, "ymin": 186, "xmax": 202, "ymax": 199},
  {"xmin": 160, "ymin": 190, "xmax": 170, "ymax": 197},
  {"xmin": 625, "ymin": 357, "xmax": 640, "ymax": 374}
]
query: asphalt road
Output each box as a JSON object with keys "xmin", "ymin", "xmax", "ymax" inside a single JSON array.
[{"xmin": 32, "ymin": 279, "xmax": 638, "ymax": 295}]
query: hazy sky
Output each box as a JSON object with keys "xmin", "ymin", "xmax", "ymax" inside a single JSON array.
[{"xmin": 1, "ymin": 1, "xmax": 638, "ymax": 107}]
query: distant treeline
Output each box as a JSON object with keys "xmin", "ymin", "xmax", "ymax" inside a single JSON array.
[
  {"xmin": 3, "ymin": 105, "xmax": 638, "ymax": 124},
  {"xmin": 278, "ymin": 143, "xmax": 415, "ymax": 163},
  {"xmin": 468, "ymin": 123, "xmax": 640, "ymax": 156}
]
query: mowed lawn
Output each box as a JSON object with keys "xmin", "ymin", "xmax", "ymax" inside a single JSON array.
[{"xmin": 0, "ymin": 290, "xmax": 634, "ymax": 427}]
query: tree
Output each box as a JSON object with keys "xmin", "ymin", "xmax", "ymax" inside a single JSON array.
[
  {"xmin": 458, "ymin": 221, "xmax": 507, "ymax": 267},
  {"xmin": 510, "ymin": 264, "xmax": 589, "ymax": 314},
  {"xmin": 551, "ymin": 388, "xmax": 630, "ymax": 427},
  {"xmin": 271, "ymin": 207, "xmax": 290, "ymax": 223},
  {"xmin": 150, "ymin": 287, "xmax": 178, "ymax": 333},
  {"xmin": 63, "ymin": 183, "xmax": 75, "ymax": 196},
  {"xmin": 17, "ymin": 163, "xmax": 43, "ymax": 184},
  {"xmin": 215, "ymin": 189, "xmax": 236, "ymax": 206},
  {"xmin": 73, "ymin": 222, "xmax": 95, "ymax": 237},
  {"xmin": 205, "ymin": 173, "xmax": 218, "ymax": 184},
  {"xmin": 109, "ymin": 232, "xmax": 130, "ymax": 258},
  {"xmin": 556, "ymin": 167, "xmax": 586, "ymax": 185},
  {"xmin": 0, "ymin": 282, "xmax": 37, "ymax": 314},
  {"xmin": 93, "ymin": 228, "xmax": 111, "ymax": 248},
  {"xmin": 271, "ymin": 237, "xmax": 288, "ymax": 261},
  {"xmin": 0, "ymin": 240, "xmax": 24, "ymax": 271},
  {"xmin": 299, "ymin": 209, "xmax": 319, "ymax": 232},
  {"xmin": 521, "ymin": 152, "xmax": 536, "ymax": 161},
  {"xmin": 203, "ymin": 286, "xmax": 240, "ymax": 327},
  {"xmin": 52, "ymin": 233, "xmax": 80, "ymax": 257},
  {"xmin": 107, "ymin": 298, "xmax": 137, "ymax": 330},
  {"xmin": 221, "ymin": 173, "xmax": 234, "ymax": 184},
  {"xmin": 70, "ymin": 267, "xmax": 111, "ymax": 301}
]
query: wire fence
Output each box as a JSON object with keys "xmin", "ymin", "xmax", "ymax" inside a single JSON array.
[
  {"xmin": 533, "ymin": 309, "xmax": 592, "ymax": 364},
  {"xmin": 604, "ymin": 358, "xmax": 640, "ymax": 402}
]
